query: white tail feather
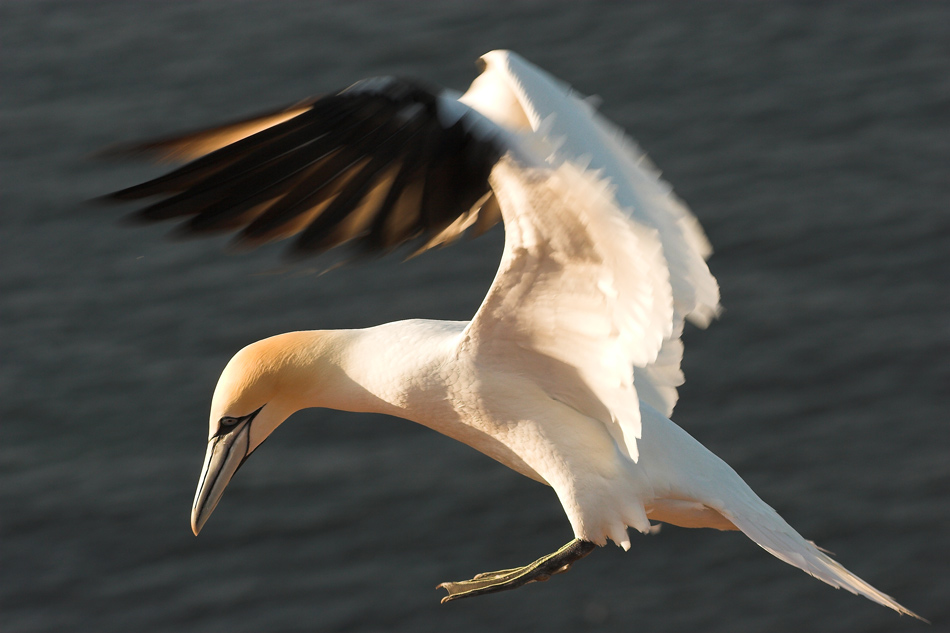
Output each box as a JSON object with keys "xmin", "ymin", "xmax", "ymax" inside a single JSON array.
[
  {"xmin": 722, "ymin": 495, "xmax": 925, "ymax": 620},
  {"xmin": 638, "ymin": 404, "xmax": 923, "ymax": 620}
]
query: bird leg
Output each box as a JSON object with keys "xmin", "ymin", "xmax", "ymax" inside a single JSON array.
[{"xmin": 437, "ymin": 538, "xmax": 597, "ymax": 603}]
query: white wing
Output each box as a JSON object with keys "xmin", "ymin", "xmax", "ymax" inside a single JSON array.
[
  {"xmin": 508, "ymin": 51, "xmax": 719, "ymax": 414},
  {"xmin": 459, "ymin": 52, "xmax": 720, "ymax": 459},
  {"xmin": 588, "ymin": 112, "xmax": 720, "ymax": 416},
  {"xmin": 460, "ymin": 156, "xmax": 673, "ymax": 461}
]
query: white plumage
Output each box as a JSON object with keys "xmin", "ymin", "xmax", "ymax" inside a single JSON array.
[{"xmin": 109, "ymin": 50, "xmax": 920, "ymax": 617}]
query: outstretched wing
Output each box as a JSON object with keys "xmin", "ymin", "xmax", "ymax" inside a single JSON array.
[
  {"xmin": 103, "ymin": 78, "xmax": 504, "ymax": 257},
  {"xmin": 460, "ymin": 157, "xmax": 674, "ymax": 462},
  {"xmin": 468, "ymin": 51, "xmax": 719, "ymax": 420},
  {"xmin": 457, "ymin": 51, "xmax": 720, "ymax": 461}
]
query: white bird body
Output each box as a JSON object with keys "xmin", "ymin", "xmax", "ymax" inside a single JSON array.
[{"xmin": 110, "ymin": 50, "xmax": 920, "ymax": 617}]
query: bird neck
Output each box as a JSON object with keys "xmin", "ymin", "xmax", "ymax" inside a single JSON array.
[{"xmin": 269, "ymin": 321, "xmax": 461, "ymax": 420}]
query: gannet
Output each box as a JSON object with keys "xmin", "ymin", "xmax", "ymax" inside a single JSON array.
[{"xmin": 105, "ymin": 50, "xmax": 921, "ymax": 616}]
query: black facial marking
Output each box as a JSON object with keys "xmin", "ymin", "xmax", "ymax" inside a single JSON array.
[{"xmin": 213, "ymin": 404, "xmax": 266, "ymax": 439}]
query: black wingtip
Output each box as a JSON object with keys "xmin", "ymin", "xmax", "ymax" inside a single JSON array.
[{"xmin": 98, "ymin": 77, "xmax": 502, "ymax": 266}]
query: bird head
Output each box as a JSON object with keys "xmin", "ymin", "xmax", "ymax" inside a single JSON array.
[{"xmin": 190, "ymin": 333, "xmax": 318, "ymax": 535}]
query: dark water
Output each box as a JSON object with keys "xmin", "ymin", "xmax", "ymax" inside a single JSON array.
[{"xmin": 3, "ymin": 2, "xmax": 948, "ymax": 631}]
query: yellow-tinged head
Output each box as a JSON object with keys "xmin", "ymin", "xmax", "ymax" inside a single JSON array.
[{"xmin": 191, "ymin": 331, "xmax": 334, "ymax": 535}]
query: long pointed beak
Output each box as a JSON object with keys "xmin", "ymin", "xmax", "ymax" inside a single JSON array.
[{"xmin": 191, "ymin": 419, "xmax": 251, "ymax": 535}]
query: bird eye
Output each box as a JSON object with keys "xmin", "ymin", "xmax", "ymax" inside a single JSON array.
[{"xmin": 215, "ymin": 405, "xmax": 265, "ymax": 436}]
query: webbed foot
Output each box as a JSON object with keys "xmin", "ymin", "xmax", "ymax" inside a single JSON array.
[{"xmin": 438, "ymin": 538, "xmax": 596, "ymax": 603}]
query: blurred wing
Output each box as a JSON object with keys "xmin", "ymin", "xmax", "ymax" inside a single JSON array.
[
  {"xmin": 104, "ymin": 78, "xmax": 504, "ymax": 256},
  {"xmin": 97, "ymin": 99, "xmax": 319, "ymax": 163}
]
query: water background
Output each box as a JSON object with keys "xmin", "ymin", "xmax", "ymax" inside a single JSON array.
[{"xmin": 3, "ymin": 2, "xmax": 948, "ymax": 631}]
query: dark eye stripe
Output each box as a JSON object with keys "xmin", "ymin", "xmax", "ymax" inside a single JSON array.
[
  {"xmin": 212, "ymin": 416, "xmax": 242, "ymax": 439},
  {"xmin": 213, "ymin": 404, "xmax": 266, "ymax": 438}
]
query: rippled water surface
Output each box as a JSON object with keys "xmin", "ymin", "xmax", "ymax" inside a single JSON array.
[{"xmin": 3, "ymin": 2, "xmax": 949, "ymax": 631}]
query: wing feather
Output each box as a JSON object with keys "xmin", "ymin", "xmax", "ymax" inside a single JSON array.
[
  {"xmin": 98, "ymin": 98, "xmax": 320, "ymax": 166},
  {"xmin": 474, "ymin": 50, "xmax": 719, "ymax": 418},
  {"xmin": 460, "ymin": 157, "xmax": 674, "ymax": 461},
  {"xmin": 104, "ymin": 78, "xmax": 503, "ymax": 258}
]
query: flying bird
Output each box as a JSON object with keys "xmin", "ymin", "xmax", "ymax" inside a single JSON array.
[{"xmin": 104, "ymin": 50, "xmax": 920, "ymax": 616}]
